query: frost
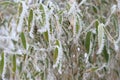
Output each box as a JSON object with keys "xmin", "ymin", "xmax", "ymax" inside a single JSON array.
[
  {"xmin": 97, "ymin": 23, "xmax": 105, "ymax": 54},
  {"xmin": 17, "ymin": 1, "xmax": 28, "ymax": 33},
  {"xmin": 77, "ymin": 47, "xmax": 80, "ymax": 51},
  {"xmin": 111, "ymin": 5, "xmax": 117, "ymax": 14},
  {"xmin": 114, "ymin": 41, "xmax": 119, "ymax": 52},
  {"xmin": 53, "ymin": 41, "xmax": 63, "ymax": 74}
]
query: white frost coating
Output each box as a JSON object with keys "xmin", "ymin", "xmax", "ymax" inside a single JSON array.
[
  {"xmin": 29, "ymin": 17, "xmax": 35, "ymax": 39},
  {"xmin": 53, "ymin": 41, "xmax": 63, "ymax": 74},
  {"xmin": 10, "ymin": 20, "xmax": 19, "ymax": 41},
  {"xmin": 111, "ymin": 5, "xmax": 117, "ymax": 14},
  {"xmin": 97, "ymin": 23, "xmax": 105, "ymax": 54},
  {"xmin": 17, "ymin": 1, "xmax": 28, "ymax": 33},
  {"xmin": 68, "ymin": 2, "xmax": 76, "ymax": 15},
  {"xmin": 77, "ymin": 47, "xmax": 80, "ymax": 51},
  {"xmin": 78, "ymin": 0, "xmax": 87, "ymax": 7},
  {"xmin": 2, "ymin": 53, "xmax": 7, "ymax": 80},
  {"xmin": 114, "ymin": 41, "xmax": 119, "ymax": 52}
]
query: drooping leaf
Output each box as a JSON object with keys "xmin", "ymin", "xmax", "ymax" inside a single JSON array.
[
  {"xmin": 20, "ymin": 32, "xmax": 27, "ymax": 49},
  {"xmin": 28, "ymin": 9, "xmax": 33, "ymax": 31},
  {"xmin": 95, "ymin": 20, "xmax": 99, "ymax": 34},
  {"xmin": 97, "ymin": 23, "xmax": 105, "ymax": 54},
  {"xmin": 76, "ymin": 19, "xmax": 79, "ymax": 33},
  {"xmin": 19, "ymin": 62, "xmax": 22, "ymax": 73},
  {"xmin": 39, "ymin": 4, "xmax": 45, "ymax": 26},
  {"xmin": 53, "ymin": 48, "xmax": 58, "ymax": 63},
  {"xmin": 56, "ymin": 40, "xmax": 60, "ymax": 46},
  {"xmin": 102, "ymin": 46, "xmax": 109, "ymax": 62},
  {"xmin": 92, "ymin": 6, "xmax": 98, "ymax": 13},
  {"xmin": 43, "ymin": 31, "xmax": 49, "ymax": 42},
  {"xmin": 0, "ymin": 52, "xmax": 4, "ymax": 75},
  {"xmin": 18, "ymin": 3, "xmax": 23, "ymax": 16},
  {"xmin": 12, "ymin": 54, "xmax": 16, "ymax": 72},
  {"xmin": 85, "ymin": 31, "xmax": 91, "ymax": 53}
]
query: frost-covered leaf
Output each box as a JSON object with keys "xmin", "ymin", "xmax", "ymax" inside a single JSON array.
[
  {"xmin": 28, "ymin": 9, "xmax": 33, "ymax": 31},
  {"xmin": 102, "ymin": 46, "xmax": 109, "ymax": 62},
  {"xmin": 20, "ymin": 32, "xmax": 27, "ymax": 49},
  {"xmin": 18, "ymin": 3, "xmax": 23, "ymax": 16},
  {"xmin": 55, "ymin": 40, "xmax": 60, "ymax": 46},
  {"xmin": 85, "ymin": 31, "xmax": 91, "ymax": 53},
  {"xmin": 53, "ymin": 48, "xmax": 58, "ymax": 63},
  {"xmin": 76, "ymin": 19, "xmax": 79, "ymax": 33},
  {"xmin": 95, "ymin": 20, "xmax": 99, "ymax": 34},
  {"xmin": 0, "ymin": 52, "xmax": 4, "ymax": 75},
  {"xmin": 43, "ymin": 31, "xmax": 49, "ymax": 42},
  {"xmin": 97, "ymin": 23, "xmax": 105, "ymax": 54},
  {"xmin": 39, "ymin": 4, "xmax": 45, "ymax": 26},
  {"xmin": 92, "ymin": 5, "xmax": 98, "ymax": 13},
  {"xmin": 12, "ymin": 54, "xmax": 16, "ymax": 72}
]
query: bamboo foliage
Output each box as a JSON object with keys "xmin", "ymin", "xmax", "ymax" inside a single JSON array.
[{"xmin": 0, "ymin": 0, "xmax": 119, "ymax": 80}]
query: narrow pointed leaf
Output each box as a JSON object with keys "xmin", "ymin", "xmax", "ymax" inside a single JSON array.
[
  {"xmin": 18, "ymin": 3, "xmax": 23, "ymax": 16},
  {"xmin": 85, "ymin": 31, "xmax": 91, "ymax": 53},
  {"xmin": 102, "ymin": 46, "xmax": 109, "ymax": 62},
  {"xmin": 97, "ymin": 23, "xmax": 105, "ymax": 54},
  {"xmin": 44, "ymin": 31, "xmax": 49, "ymax": 42},
  {"xmin": 53, "ymin": 48, "xmax": 58, "ymax": 63},
  {"xmin": 12, "ymin": 54, "xmax": 16, "ymax": 72},
  {"xmin": 20, "ymin": 32, "xmax": 26, "ymax": 49},
  {"xmin": 28, "ymin": 9, "xmax": 33, "ymax": 31},
  {"xmin": 0, "ymin": 52, "xmax": 4, "ymax": 75}
]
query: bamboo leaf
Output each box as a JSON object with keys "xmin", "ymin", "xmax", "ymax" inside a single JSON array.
[
  {"xmin": 0, "ymin": 52, "xmax": 4, "ymax": 75},
  {"xmin": 102, "ymin": 46, "xmax": 109, "ymax": 62},
  {"xmin": 85, "ymin": 31, "xmax": 91, "ymax": 53},
  {"xmin": 56, "ymin": 40, "xmax": 60, "ymax": 46},
  {"xmin": 12, "ymin": 54, "xmax": 16, "ymax": 72},
  {"xmin": 28, "ymin": 9, "xmax": 33, "ymax": 31},
  {"xmin": 53, "ymin": 48, "xmax": 58, "ymax": 63},
  {"xmin": 97, "ymin": 23, "xmax": 105, "ymax": 54},
  {"xmin": 95, "ymin": 20, "xmax": 99, "ymax": 34},
  {"xmin": 44, "ymin": 31, "xmax": 49, "ymax": 42},
  {"xmin": 39, "ymin": 4, "xmax": 45, "ymax": 26},
  {"xmin": 76, "ymin": 19, "xmax": 79, "ymax": 33},
  {"xmin": 18, "ymin": 3, "xmax": 23, "ymax": 16},
  {"xmin": 20, "ymin": 32, "xmax": 27, "ymax": 49},
  {"xmin": 92, "ymin": 6, "xmax": 98, "ymax": 13}
]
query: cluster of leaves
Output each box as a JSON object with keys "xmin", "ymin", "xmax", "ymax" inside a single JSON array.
[{"xmin": 0, "ymin": 0, "xmax": 120, "ymax": 80}]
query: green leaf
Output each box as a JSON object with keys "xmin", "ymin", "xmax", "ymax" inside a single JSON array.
[
  {"xmin": 102, "ymin": 46, "xmax": 109, "ymax": 62},
  {"xmin": 20, "ymin": 32, "xmax": 27, "ymax": 49},
  {"xmin": 18, "ymin": 3, "xmax": 23, "ymax": 16},
  {"xmin": 76, "ymin": 20, "xmax": 79, "ymax": 33},
  {"xmin": 44, "ymin": 31, "xmax": 49, "ymax": 42},
  {"xmin": 53, "ymin": 48, "xmax": 58, "ymax": 63},
  {"xmin": 95, "ymin": 20, "xmax": 99, "ymax": 34},
  {"xmin": 19, "ymin": 62, "xmax": 22, "ymax": 73},
  {"xmin": 12, "ymin": 54, "xmax": 16, "ymax": 72},
  {"xmin": 0, "ymin": 52, "xmax": 4, "ymax": 75},
  {"xmin": 28, "ymin": 9, "xmax": 33, "ymax": 31},
  {"xmin": 85, "ymin": 31, "xmax": 91, "ymax": 53},
  {"xmin": 92, "ymin": 6, "xmax": 97, "ymax": 13},
  {"xmin": 39, "ymin": 4, "xmax": 45, "ymax": 26},
  {"xmin": 56, "ymin": 40, "xmax": 60, "ymax": 46}
]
